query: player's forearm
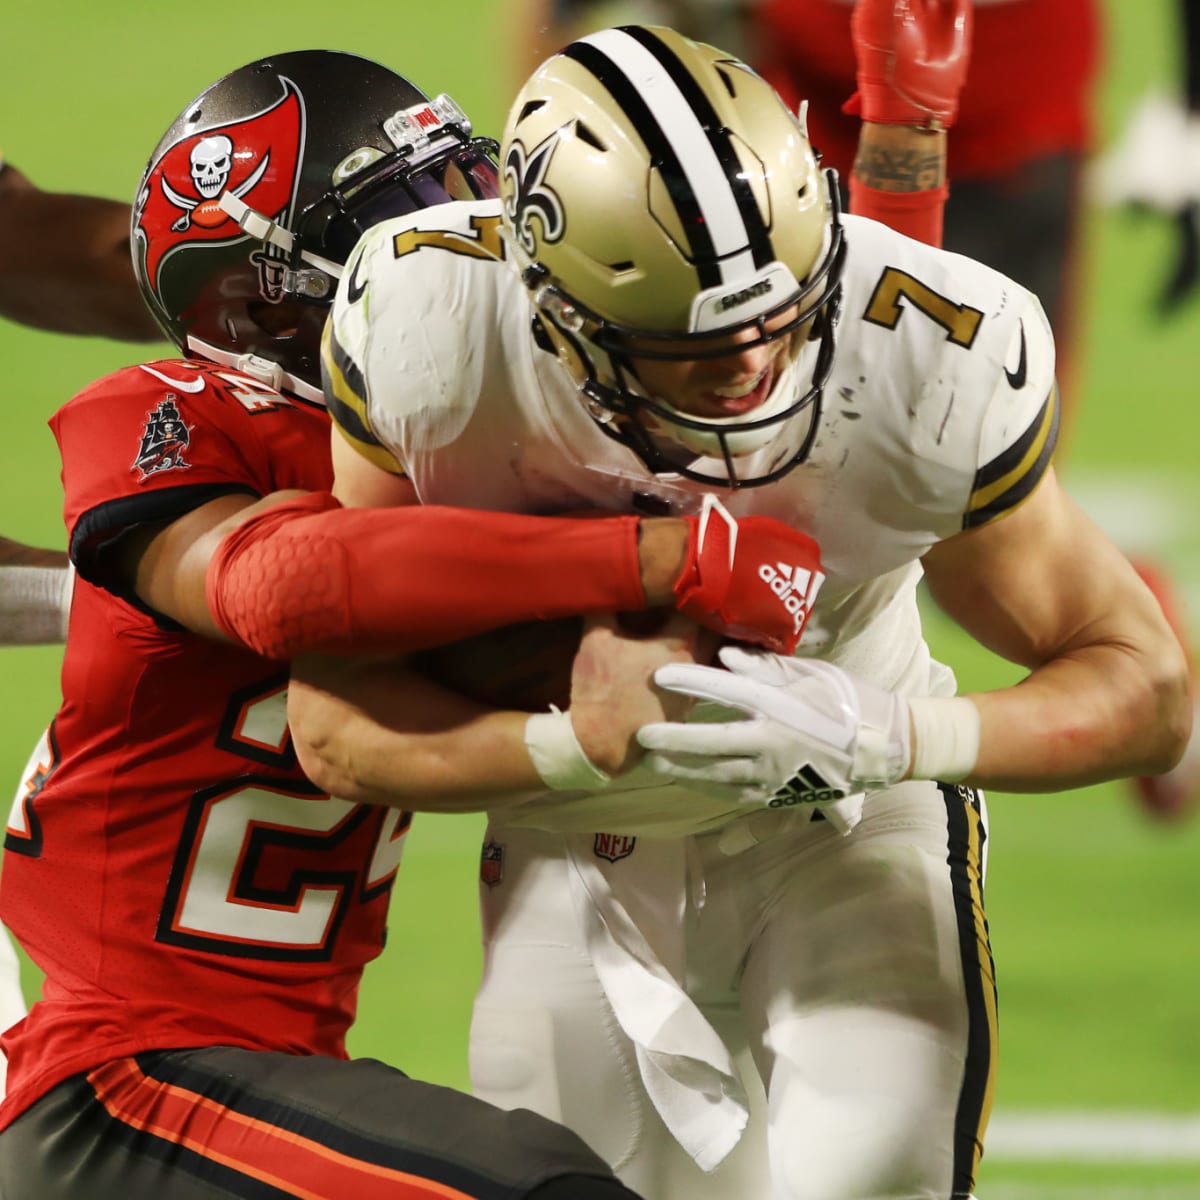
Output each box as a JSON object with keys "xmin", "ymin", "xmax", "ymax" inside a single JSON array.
[
  {"xmin": 0, "ymin": 183, "xmax": 161, "ymax": 341},
  {"xmin": 845, "ymin": 0, "xmax": 967, "ymax": 247},
  {"xmin": 288, "ymin": 653, "xmax": 546, "ymax": 810},
  {"xmin": 206, "ymin": 494, "xmax": 654, "ymax": 659},
  {"xmin": 0, "ymin": 537, "xmax": 68, "ymax": 570},
  {"xmin": 0, "ymin": 538, "xmax": 73, "ymax": 645},
  {"xmin": 962, "ymin": 640, "xmax": 1191, "ymax": 791},
  {"xmin": 850, "ymin": 123, "xmax": 947, "ymax": 247},
  {"xmin": 0, "ymin": 564, "xmax": 73, "ymax": 645}
]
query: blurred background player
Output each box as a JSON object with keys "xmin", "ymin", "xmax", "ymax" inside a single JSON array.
[{"xmin": 1091, "ymin": 0, "xmax": 1200, "ymax": 312}]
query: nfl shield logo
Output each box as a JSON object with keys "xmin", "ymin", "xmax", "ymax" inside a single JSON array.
[
  {"xmin": 480, "ymin": 840, "xmax": 504, "ymax": 888},
  {"xmin": 593, "ymin": 833, "xmax": 636, "ymax": 863}
]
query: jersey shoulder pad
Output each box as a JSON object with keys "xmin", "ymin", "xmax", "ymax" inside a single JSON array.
[
  {"xmin": 840, "ymin": 218, "xmax": 1058, "ymax": 530},
  {"xmin": 324, "ymin": 199, "xmax": 508, "ymax": 476},
  {"xmin": 965, "ymin": 296, "xmax": 1059, "ymax": 529},
  {"xmin": 51, "ymin": 359, "xmax": 276, "ymax": 580}
]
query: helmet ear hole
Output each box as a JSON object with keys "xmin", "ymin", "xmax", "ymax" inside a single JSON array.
[
  {"xmin": 714, "ymin": 66, "xmax": 739, "ymax": 99},
  {"xmin": 575, "ymin": 123, "xmax": 607, "ymax": 152},
  {"xmin": 247, "ymin": 299, "xmax": 305, "ymax": 337}
]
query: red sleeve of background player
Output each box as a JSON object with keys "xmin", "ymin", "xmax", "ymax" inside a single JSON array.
[
  {"xmin": 844, "ymin": 0, "xmax": 971, "ymax": 247},
  {"xmin": 848, "ymin": 176, "xmax": 947, "ymax": 247}
]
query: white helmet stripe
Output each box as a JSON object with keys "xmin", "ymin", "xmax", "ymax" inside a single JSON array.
[{"xmin": 577, "ymin": 27, "xmax": 759, "ymax": 284}]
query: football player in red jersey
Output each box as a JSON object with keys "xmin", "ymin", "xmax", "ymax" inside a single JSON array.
[{"xmin": 0, "ymin": 50, "xmax": 820, "ymax": 1199}]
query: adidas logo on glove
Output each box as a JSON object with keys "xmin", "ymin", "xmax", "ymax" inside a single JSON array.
[
  {"xmin": 759, "ymin": 561, "xmax": 824, "ymax": 640},
  {"xmin": 768, "ymin": 763, "xmax": 846, "ymax": 807},
  {"xmin": 672, "ymin": 494, "xmax": 826, "ymax": 655}
]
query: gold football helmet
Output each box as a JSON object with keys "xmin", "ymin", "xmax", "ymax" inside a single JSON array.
[{"xmin": 499, "ymin": 24, "xmax": 844, "ymax": 487}]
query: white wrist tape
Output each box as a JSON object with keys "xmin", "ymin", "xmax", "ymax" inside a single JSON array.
[
  {"xmin": 0, "ymin": 563, "xmax": 75, "ymax": 645},
  {"xmin": 524, "ymin": 709, "xmax": 612, "ymax": 792},
  {"xmin": 907, "ymin": 696, "xmax": 981, "ymax": 783}
]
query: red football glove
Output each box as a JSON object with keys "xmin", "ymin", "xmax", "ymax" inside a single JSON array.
[
  {"xmin": 673, "ymin": 496, "xmax": 824, "ymax": 655},
  {"xmin": 843, "ymin": 0, "xmax": 972, "ymax": 130}
]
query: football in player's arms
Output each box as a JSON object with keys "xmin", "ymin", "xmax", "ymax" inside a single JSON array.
[{"xmin": 414, "ymin": 612, "xmax": 720, "ymax": 712}]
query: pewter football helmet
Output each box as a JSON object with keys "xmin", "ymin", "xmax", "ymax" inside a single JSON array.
[
  {"xmin": 500, "ymin": 25, "xmax": 844, "ymax": 487},
  {"xmin": 134, "ymin": 51, "xmax": 498, "ymax": 402}
]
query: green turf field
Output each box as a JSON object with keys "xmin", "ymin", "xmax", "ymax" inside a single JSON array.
[{"xmin": 3, "ymin": 2, "xmax": 1199, "ymax": 1193}]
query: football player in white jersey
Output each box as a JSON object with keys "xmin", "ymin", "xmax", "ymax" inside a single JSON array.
[{"xmin": 295, "ymin": 21, "xmax": 1190, "ymax": 1200}]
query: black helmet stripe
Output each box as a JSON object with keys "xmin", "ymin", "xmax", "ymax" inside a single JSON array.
[
  {"xmin": 621, "ymin": 25, "xmax": 775, "ymax": 271},
  {"xmin": 562, "ymin": 27, "xmax": 775, "ymax": 287},
  {"xmin": 561, "ymin": 40, "xmax": 720, "ymax": 288}
]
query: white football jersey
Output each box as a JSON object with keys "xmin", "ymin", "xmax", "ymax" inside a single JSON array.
[{"xmin": 324, "ymin": 199, "xmax": 1057, "ymax": 835}]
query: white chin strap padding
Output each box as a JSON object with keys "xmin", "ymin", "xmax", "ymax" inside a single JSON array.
[
  {"xmin": 184, "ymin": 336, "xmax": 324, "ymax": 406},
  {"xmin": 219, "ymin": 191, "xmax": 296, "ymax": 253}
]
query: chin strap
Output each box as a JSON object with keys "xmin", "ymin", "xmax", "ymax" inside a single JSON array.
[
  {"xmin": 217, "ymin": 191, "xmax": 344, "ymax": 280},
  {"xmin": 184, "ymin": 336, "xmax": 325, "ymax": 405}
]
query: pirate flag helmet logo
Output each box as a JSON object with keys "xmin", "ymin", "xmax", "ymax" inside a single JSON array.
[{"xmin": 135, "ymin": 80, "xmax": 303, "ymax": 291}]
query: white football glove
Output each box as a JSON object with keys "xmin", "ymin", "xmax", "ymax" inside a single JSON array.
[{"xmin": 638, "ymin": 646, "xmax": 912, "ymax": 811}]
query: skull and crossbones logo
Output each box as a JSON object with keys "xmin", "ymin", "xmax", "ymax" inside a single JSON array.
[
  {"xmin": 160, "ymin": 135, "xmax": 270, "ymax": 232},
  {"xmin": 190, "ymin": 136, "xmax": 233, "ymax": 200}
]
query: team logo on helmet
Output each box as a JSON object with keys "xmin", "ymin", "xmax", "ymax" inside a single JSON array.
[
  {"xmin": 134, "ymin": 78, "xmax": 305, "ymax": 291},
  {"xmin": 503, "ymin": 135, "xmax": 564, "ymax": 256},
  {"xmin": 133, "ymin": 397, "xmax": 193, "ymax": 481}
]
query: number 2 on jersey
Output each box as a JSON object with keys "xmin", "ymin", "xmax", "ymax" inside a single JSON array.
[{"xmin": 158, "ymin": 683, "xmax": 409, "ymax": 961}]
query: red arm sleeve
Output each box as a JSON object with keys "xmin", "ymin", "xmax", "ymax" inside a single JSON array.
[
  {"xmin": 205, "ymin": 493, "xmax": 648, "ymax": 659},
  {"xmin": 848, "ymin": 175, "xmax": 947, "ymax": 247}
]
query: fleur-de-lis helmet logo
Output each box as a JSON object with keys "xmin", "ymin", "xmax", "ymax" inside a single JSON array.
[{"xmin": 504, "ymin": 135, "xmax": 565, "ymax": 257}]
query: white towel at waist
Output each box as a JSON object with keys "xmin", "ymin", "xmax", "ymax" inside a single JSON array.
[{"xmin": 566, "ymin": 835, "xmax": 748, "ymax": 1172}]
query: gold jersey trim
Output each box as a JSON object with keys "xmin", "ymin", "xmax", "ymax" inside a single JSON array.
[
  {"xmin": 964, "ymin": 383, "xmax": 1059, "ymax": 530},
  {"xmin": 321, "ymin": 322, "xmax": 405, "ymax": 476}
]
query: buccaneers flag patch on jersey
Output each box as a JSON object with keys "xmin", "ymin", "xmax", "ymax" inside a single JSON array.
[
  {"xmin": 133, "ymin": 397, "xmax": 193, "ymax": 480},
  {"xmin": 134, "ymin": 78, "xmax": 303, "ymax": 291}
]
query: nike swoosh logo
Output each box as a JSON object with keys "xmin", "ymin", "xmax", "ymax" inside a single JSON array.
[
  {"xmin": 139, "ymin": 365, "xmax": 206, "ymax": 392},
  {"xmin": 1004, "ymin": 322, "xmax": 1027, "ymax": 390},
  {"xmin": 346, "ymin": 252, "xmax": 367, "ymax": 304}
]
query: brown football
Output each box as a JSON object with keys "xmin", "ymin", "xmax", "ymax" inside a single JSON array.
[
  {"xmin": 410, "ymin": 616, "xmax": 583, "ymax": 712},
  {"xmin": 411, "ymin": 612, "xmax": 721, "ymax": 714}
]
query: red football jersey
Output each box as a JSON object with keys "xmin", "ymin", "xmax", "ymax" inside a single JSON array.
[{"xmin": 0, "ymin": 359, "xmax": 408, "ymax": 1128}]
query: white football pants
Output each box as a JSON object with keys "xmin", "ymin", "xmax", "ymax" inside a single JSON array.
[{"xmin": 470, "ymin": 780, "xmax": 994, "ymax": 1200}]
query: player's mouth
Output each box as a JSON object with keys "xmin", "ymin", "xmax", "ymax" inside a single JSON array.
[{"xmin": 698, "ymin": 364, "xmax": 775, "ymax": 415}]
